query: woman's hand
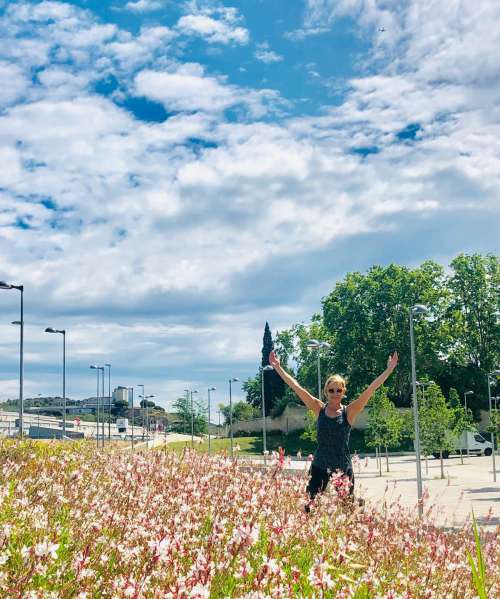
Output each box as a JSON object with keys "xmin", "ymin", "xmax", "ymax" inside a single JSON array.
[
  {"xmin": 386, "ymin": 351, "xmax": 398, "ymax": 372},
  {"xmin": 269, "ymin": 350, "xmax": 281, "ymax": 370}
]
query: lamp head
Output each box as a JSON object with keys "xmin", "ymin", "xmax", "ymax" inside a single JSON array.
[
  {"xmin": 230, "ymin": 377, "xmax": 239, "ymax": 382},
  {"xmin": 465, "ymin": 390, "xmax": 474, "ymax": 396},
  {"xmin": 411, "ymin": 304, "xmax": 429, "ymax": 315},
  {"xmin": 11, "ymin": 321, "xmax": 21, "ymax": 325},
  {"xmin": 306, "ymin": 338, "xmax": 320, "ymax": 348},
  {"xmin": 90, "ymin": 365, "xmax": 98, "ymax": 370},
  {"xmin": 490, "ymin": 369, "xmax": 500, "ymax": 377},
  {"xmin": 0, "ymin": 281, "xmax": 13, "ymax": 289},
  {"xmin": 209, "ymin": 387, "xmax": 216, "ymax": 391},
  {"xmin": 105, "ymin": 363, "xmax": 111, "ymax": 367}
]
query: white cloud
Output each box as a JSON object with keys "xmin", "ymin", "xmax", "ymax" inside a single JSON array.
[
  {"xmin": 176, "ymin": 5, "xmax": 249, "ymax": 44},
  {"xmin": 254, "ymin": 43, "xmax": 283, "ymax": 64},
  {"xmin": 125, "ymin": 0, "xmax": 165, "ymax": 12}
]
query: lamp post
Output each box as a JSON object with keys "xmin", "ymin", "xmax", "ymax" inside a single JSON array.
[
  {"xmin": 144, "ymin": 395, "xmax": 155, "ymax": 438},
  {"xmin": 487, "ymin": 370, "xmax": 500, "ymax": 482},
  {"xmin": 90, "ymin": 365, "xmax": 102, "ymax": 448},
  {"xmin": 228, "ymin": 378, "xmax": 239, "ymax": 457},
  {"xmin": 128, "ymin": 387, "xmax": 134, "ymax": 451},
  {"xmin": 464, "ymin": 390, "xmax": 474, "ymax": 456},
  {"xmin": 137, "ymin": 384, "xmax": 145, "ymax": 439},
  {"xmin": 1, "ymin": 282, "xmax": 24, "ymax": 437},
  {"xmin": 105, "ymin": 364, "xmax": 111, "ymax": 442},
  {"xmin": 409, "ymin": 304, "xmax": 429, "ymax": 518},
  {"xmin": 45, "ymin": 328, "xmax": 66, "ymax": 439},
  {"xmin": 207, "ymin": 387, "xmax": 216, "ymax": 454},
  {"xmin": 306, "ymin": 339, "xmax": 331, "ymax": 400},
  {"xmin": 261, "ymin": 365, "xmax": 274, "ymax": 465},
  {"xmin": 189, "ymin": 390, "xmax": 198, "ymax": 447}
]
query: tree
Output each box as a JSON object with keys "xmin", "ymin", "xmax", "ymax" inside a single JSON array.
[
  {"xmin": 244, "ymin": 322, "xmax": 285, "ymax": 416},
  {"xmin": 365, "ymin": 387, "xmax": 405, "ymax": 473},
  {"xmin": 220, "ymin": 401, "xmax": 259, "ymax": 425},
  {"xmin": 418, "ymin": 383, "xmax": 455, "ymax": 479},
  {"xmin": 172, "ymin": 395, "xmax": 207, "ymax": 435},
  {"xmin": 111, "ymin": 399, "xmax": 129, "ymax": 417}
]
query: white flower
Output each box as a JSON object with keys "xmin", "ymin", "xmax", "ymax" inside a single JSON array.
[
  {"xmin": 35, "ymin": 541, "xmax": 59, "ymax": 559},
  {"xmin": 190, "ymin": 584, "xmax": 210, "ymax": 598},
  {"xmin": 0, "ymin": 553, "xmax": 8, "ymax": 566}
]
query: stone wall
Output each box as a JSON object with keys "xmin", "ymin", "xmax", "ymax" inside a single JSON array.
[{"xmin": 231, "ymin": 405, "xmax": 493, "ymax": 435}]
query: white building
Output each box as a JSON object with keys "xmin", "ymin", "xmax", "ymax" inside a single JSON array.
[{"xmin": 112, "ymin": 386, "xmax": 130, "ymax": 404}]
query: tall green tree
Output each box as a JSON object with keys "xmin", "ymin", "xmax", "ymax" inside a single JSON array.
[
  {"xmin": 444, "ymin": 254, "xmax": 500, "ymax": 410},
  {"xmin": 244, "ymin": 322, "xmax": 285, "ymax": 416},
  {"xmin": 322, "ymin": 261, "xmax": 448, "ymax": 405}
]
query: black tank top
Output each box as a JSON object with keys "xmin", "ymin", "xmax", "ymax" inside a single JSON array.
[{"xmin": 312, "ymin": 405, "xmax": 352, "ymax": 472}]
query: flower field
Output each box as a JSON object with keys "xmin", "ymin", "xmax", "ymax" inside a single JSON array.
[{"xmin": 0, "ymin": 440, "xmax": 498, "ymax": 598}]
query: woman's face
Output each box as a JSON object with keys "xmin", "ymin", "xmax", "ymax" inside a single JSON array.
[{"xmin": 325, "ymin": 382, "xmax": 345, "ymax": 402}]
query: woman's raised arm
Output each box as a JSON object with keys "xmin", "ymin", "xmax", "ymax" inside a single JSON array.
[
  {"xmin": 269, "ymin": 351, "xmax": 324, "ymax": 416},
  {"xmin": 346, "ymin": 352, "xmax": 398, "ymax": 425}
]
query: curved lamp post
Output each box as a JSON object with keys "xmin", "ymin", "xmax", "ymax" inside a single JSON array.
[
  {"xmin": 409, "ymin": 304, "xmax": 429, "ymax": 517},
  {"xmin": 228, "ymin": 377, "xmax": 239, "ymax": 457},
  {"xmin": 261, "ymin": 365, "xmax": 274, "ymax": 465},
  {"xmin": 306, "ymin": 339, "xmax": 331, "ymax": 400},
  {"xmin": 105, "ymin": 364, "xmax": 111, "ymax": 442},
  {"xmin": 90, "ymin": 365, "xmax": 104, "ymax": 447},
  {"xmin": 1, "ymin": 281, "xmax": 24, "ymax": 437},
  {"xmin": 190, "ymin": 390, "xmax": 198, "ymax": 447},
  {"xmin": 464, "ymin": 390, "xmax": 474, "ymax": 456},
  {"xmin": 45, "ymin": 328, "xmax": 66, "ymax": 439},
  {"xmin": 487, "ymin": 370, "xmax": 500, "ymax": 482},
  {"xmin": 207, "ymin": 387, "xmax": 216, "ymax": 454}
]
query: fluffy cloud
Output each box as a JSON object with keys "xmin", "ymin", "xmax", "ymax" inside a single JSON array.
[
  {"xmin": 177, "ymin": 13, "xmax": 249, "ymax": 44},
  {"xmin": 254, "ymin": 43, "xmax": 283, "ymax": 64}
]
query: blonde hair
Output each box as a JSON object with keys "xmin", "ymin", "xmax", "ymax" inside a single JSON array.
[{"xmin": 323, "ymin": 375, "xmax": 347, "ymax": 400}]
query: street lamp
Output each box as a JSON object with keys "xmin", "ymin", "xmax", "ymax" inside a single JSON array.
[
  {"xmin": 137, "ymin": 384, "xmax": 145, "ymax": 439},
  {"xmin": 127, "ymin": 387, "xmax": 134, "ymax": 451},
  {"xmin": 487, "ymin": 370, "xmax": 500, "ymax": 482},
  {"xmin": 105, "ymin": 364, "xmax": 111, "ymax": 442},
  {"xmin": 464, "ymin": 390, "xmax": 474, "ymax": 456},
  {"xmin": 409, "ymin": 303, "xmax": 429, "ymax": 517},
  {"xmin": 207, "ymin": 387, "xmax": 216, "ymax": 454},
  {"xmin": 144, "ymin": 395, "xmax": 155, "ymax": 436},
  {"xmin": 261, "ymin": 365, "xmax": 274, "ymax": 465},
  {"xmin": 45, "ymin": 328, "xmax": 67, "ymax": 439},
  {"xmin": 306, "ymin": 339, "xmax": 331, "ymax": 400},
  {"xmin": 416, "ymin": 380, "xmax": 434, "ymax": 402},
  {"xmin": 1, "ymin": 281, "xmax": 24, "ymax": 437},
  {"xmin": 228, "ymin": 377, "xmax": 239, "ymax": 457},
  {"xmin": 90, "ymin": 365, "xmax": 104, "ymax": 447},
  {"xmin": 190, "ymin": 390, "xmax": 198, "ymax": 447}
]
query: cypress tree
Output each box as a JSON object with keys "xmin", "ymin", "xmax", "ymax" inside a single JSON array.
[{"xmin": 261, "ymin": 322, "xmax": 285, "ymax": 416}]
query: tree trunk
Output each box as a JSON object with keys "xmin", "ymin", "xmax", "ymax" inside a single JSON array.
[
  {"xmin": 425, "ymin": 454, "xmax": 428, "ymax": 475},
  {"xmin": 460, "ymin": 447, "xmax": 464, "ymax": 465},
  {"xmin": 377, "ymin": 446, "xmax": 382, "ymax": 476},
  {"xmin": 385, "ymin": 446, "xmax": 389, "ymax": 472},
  {"xmin": 440, "ymin": 450, "xmax": 445, "ymax": 479}
]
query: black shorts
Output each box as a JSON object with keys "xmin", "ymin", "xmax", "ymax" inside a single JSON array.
[{"xmin": 306, "ymin": 464, "xmax": 354, "ymax": 501}]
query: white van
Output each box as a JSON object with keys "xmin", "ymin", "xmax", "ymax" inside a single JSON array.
[
  {"xmin": 116, "ymin": 418, "xmax": 128, "ymax": 433},
  {"xmin": 432, "ymin": 431, "xmax": 493, "ymax": 458}
]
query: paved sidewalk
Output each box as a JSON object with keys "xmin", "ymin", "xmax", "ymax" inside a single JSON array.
[{"xmin": 244, "ymin": 454, "xmax": 499, "ymax": 532}]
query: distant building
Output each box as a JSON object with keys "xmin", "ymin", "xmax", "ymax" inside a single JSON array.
[{"xmin": 113, "ymin": 386, "xmax": 130, "ymax": 405}]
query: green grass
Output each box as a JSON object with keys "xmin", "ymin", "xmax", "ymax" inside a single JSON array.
[{"xmin": 165, "ymin": 429, "xmax": 408, "ymax": 456}]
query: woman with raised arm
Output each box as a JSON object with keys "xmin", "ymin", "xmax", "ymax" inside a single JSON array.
[{"xmin": 268, "ymin": 350, "xmax": 398, "ymax": 511}]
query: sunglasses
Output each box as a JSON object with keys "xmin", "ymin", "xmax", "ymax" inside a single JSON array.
[{"xmin": 327, "ymin": 388, "xmax": 344, "ymax": 394}]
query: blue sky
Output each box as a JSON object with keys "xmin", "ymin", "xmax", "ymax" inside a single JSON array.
[{"xmin": 0, "ymin": 0, "xmax": 499, "ymax": 412}]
